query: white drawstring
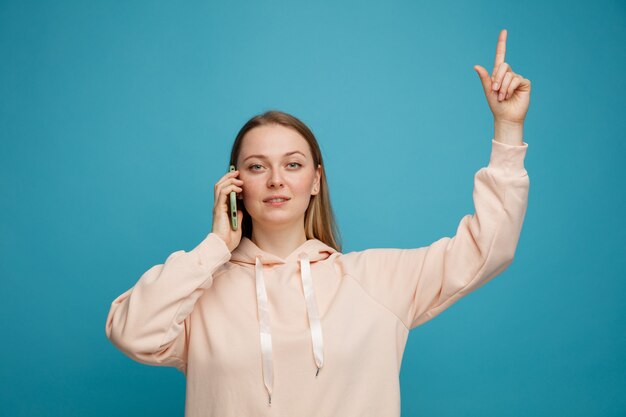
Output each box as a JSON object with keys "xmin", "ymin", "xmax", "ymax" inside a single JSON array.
[
  {"xmin": 254, "ymin": 253, "xmax": 325, "ymax": 406},
  {"xmin": 298, "ymin": 253, "xmax": 324, "ymax": 376},
  {"xmin": 255, "ymin": 256, "xmax": 274, "ymax": 406}
]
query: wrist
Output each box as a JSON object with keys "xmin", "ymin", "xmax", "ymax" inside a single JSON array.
[{"xmin": 494, "ymin": 120, "xmax": 524, "ymax": 146}]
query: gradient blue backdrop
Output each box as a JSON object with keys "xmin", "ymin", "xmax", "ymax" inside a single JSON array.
[{"xmin": 1, "ymin": 1, "xmax": 624, "ymax": 416}]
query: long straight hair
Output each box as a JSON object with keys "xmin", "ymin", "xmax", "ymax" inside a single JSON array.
[{"xmin": 228, "ymin": 110, "xmax": 342, "ymax": 252}]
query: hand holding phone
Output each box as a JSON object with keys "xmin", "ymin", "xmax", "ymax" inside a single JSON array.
[{"xmin": 211, "ymin": 165, "xmax": 243, "ymax": 252}]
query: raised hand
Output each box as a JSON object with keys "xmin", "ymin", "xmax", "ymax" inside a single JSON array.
[{"xmin": 474, "ymin": 29, "xmax": 531, "ymax": 126}]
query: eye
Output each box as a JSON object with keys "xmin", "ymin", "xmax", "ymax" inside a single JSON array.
[
  {"xmin": 287, "ymin": 162, "xmax": 302, "ymax": 169},
  {"xmin": 248, "ymin": 164, "xmax": 263, "ymax": 171}
]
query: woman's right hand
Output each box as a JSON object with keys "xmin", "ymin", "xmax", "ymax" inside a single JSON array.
[{"xmin": 211, "ymin": 169, "xmax": 244, "ymax": 252}]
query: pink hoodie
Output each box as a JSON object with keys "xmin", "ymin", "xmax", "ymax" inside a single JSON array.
[{"xmin": 106, "ymin": 138, "xmax": 529, "ymax": 417}]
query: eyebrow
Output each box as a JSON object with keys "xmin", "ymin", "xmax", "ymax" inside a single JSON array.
[{"xmin": 243, "ymin": 150, "xmax": 306, "ymax": 162}]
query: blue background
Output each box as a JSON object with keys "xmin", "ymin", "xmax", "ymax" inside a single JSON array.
[{"xmin": 1, "ymin": 0, "xmax": 625, "ymax": 416}]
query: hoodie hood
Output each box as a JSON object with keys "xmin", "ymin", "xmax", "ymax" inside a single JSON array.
[
  {"xmin": 230, "ymin": 236, "xmax": 338, "ymax": 406},
  {"xmin": 230, "ymin": 236, "xmax": 337, "ymax": 266}
]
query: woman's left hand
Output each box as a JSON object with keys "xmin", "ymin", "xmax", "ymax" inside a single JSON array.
[{"xmin": 474, "ymin": 29, "xmax": 531, "ymax": 125}]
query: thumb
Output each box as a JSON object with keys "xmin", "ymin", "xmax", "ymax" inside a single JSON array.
[
  {"xmin": 233, "ymin": 210, "xmax": 244, "ymax": 234},
  {"xmin": 473, "ymin": 65, "xmax": 492, "ymax": 94}
]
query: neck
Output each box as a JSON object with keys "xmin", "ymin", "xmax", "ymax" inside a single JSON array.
[{"xmin": 250, "ymin": 220, "xmax": 308, "ymax": 260}]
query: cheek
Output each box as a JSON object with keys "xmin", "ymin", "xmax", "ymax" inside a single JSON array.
[
  {"xmin": 240, "ymin": 176, "xmax": 262, "ymax": 197},
  {"xmin": 291, "ymin": 177, "xmax": 315, "ymax": 195}
]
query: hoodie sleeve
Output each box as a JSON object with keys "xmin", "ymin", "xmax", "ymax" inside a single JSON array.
[
  {"xmin": 105, "ymin": 232, "xmax": 232, "ymax": 373},
  {"xmin": 338, "ymin": 139, "xmax": 529, "ymax": 330}
]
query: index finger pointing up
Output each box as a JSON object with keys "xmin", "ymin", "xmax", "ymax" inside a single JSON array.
[{"xmin": 492, "ymin": 29, "xmax": 507, "ymax": 77}]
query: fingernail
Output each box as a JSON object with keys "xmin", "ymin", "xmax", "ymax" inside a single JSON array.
[{"xmin": 492, "ymin": 82, "xmax": 499, "ymax": 90}]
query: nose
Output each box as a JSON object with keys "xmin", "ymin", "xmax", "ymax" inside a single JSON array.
[{"xmin": 267, "ymin": 169, "xmax": 284, "ymax": 189}]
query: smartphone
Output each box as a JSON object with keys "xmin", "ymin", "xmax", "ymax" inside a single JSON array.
[{"xmin": 229, "ymin": 165, "xmax": 238, "ymax": 231}]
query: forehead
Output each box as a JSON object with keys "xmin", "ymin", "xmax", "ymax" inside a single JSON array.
[{"xmin": 239, "ymin": 124, "xmax": 311, "ymax": 158}]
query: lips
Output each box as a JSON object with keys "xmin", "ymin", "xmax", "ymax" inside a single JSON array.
[{"xmin": 263, "ymin": 195, "xmax": 291, "ymax": 202}]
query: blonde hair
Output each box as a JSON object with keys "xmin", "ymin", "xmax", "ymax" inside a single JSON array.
[{"xmin": 228, "ymin": 110, "xmax": 342, "ymax": 252}]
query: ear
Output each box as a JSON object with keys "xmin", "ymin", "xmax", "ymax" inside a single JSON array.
[{"xmin": 312, "ymin": 164, "xmax": 322, "ymax": 195}]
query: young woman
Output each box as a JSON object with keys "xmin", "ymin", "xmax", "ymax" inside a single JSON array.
[{"xmin": 106, "ymin": 29, "xmax": 530, "ymax": 417}]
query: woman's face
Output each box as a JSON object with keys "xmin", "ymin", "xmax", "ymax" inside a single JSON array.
[{"xmin": 236, "ymin": 124, "xmax": 321, "ymax": 230}]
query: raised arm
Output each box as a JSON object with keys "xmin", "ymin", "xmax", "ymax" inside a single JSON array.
[
  {"xmin": 336, "ymin": 30, "xmax": 532, "ymax": 330},
  {"xmin": 338, "ymin": 139, "xmax": 529, "ymax": 330}
]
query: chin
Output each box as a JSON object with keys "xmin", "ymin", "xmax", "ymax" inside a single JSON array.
[
  {"xmin": 253, "ymin": 210, "xmax": 305, "ymax": 226},
  {"xmin": 261, "ymin": 214, "xmax": 297, "ymax": 224}
]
